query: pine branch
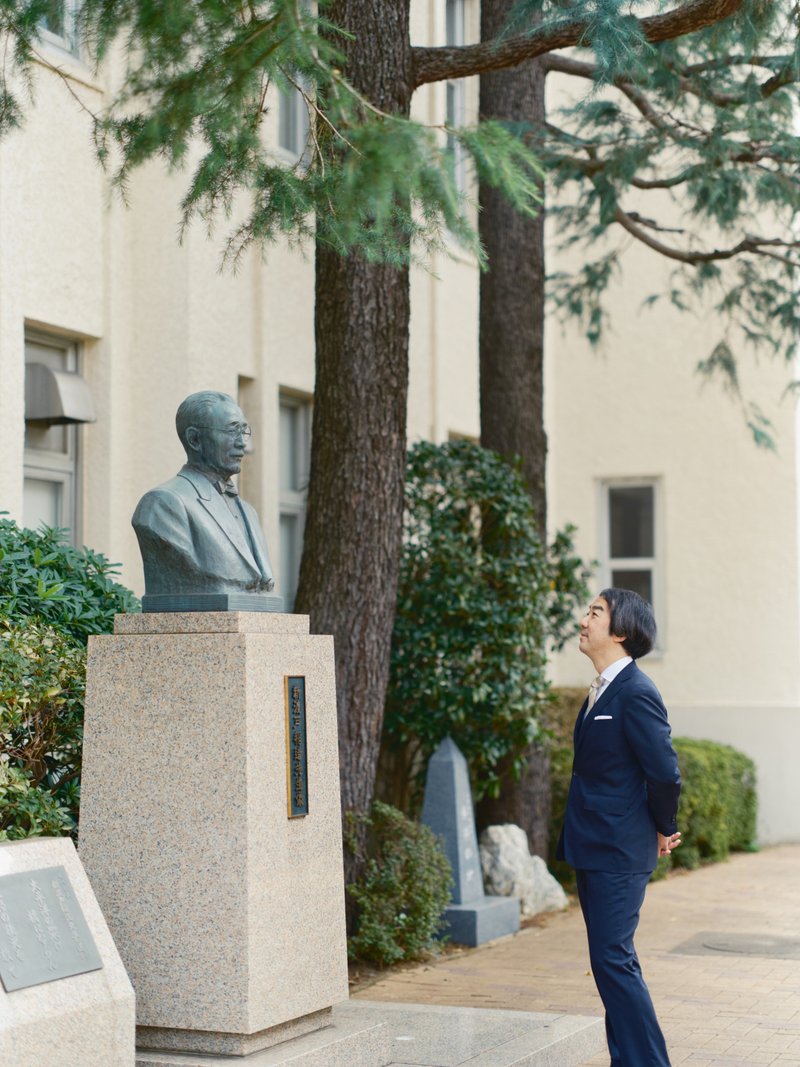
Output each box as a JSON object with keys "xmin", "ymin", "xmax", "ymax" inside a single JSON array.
[
  {"xmin": 411, "ymin": 0, "xmax": 743, "ymax": 88},
  {"xmin": 614, "ymin": 207, "xmax": 800, "ymax": 266}
]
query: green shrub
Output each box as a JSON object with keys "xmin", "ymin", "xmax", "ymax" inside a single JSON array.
[
  {"xmin": 345, "ymin": 802, "xmax": 453, "ymax": 966},
  {"xmin": 0, "ymin": 516, "xmax": 139, "ymax": 643},
  {"xmin": 384, "ymin": 441, "xmax": 589, "ymax": 807},
  {"xmin": 0, "ymin": 617, "xmax": 86, "ymax": 839},
  {"xmin": 546, "ymin": 689, "xmax": 758, "ymax": 883},
  {"xmin": 668, "ymin": 738, "xmax": 757, "ymax": 870},
  {"xmin": 0, "ymin": 518, "xmax": 138, "ymax": 839}
]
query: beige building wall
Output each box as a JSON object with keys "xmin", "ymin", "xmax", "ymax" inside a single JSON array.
[
  {"xmin": 2, "ymin": 2, "xmax": 798, "ymax": 843},
  {"xmin": 547, "ymin": 229, "xmax": 800, "ymax": 843}
]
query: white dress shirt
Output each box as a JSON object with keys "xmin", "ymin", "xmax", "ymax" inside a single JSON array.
[{"xmin": 592, "ymin": 655, "xmax": 633, "ymax": 708}]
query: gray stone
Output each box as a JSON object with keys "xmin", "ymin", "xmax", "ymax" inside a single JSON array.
[
  {"xmin": 79, "ymin": 612, "xmax": 349, "ymax": 1056},
  {"xmin": 341, "ymin": 1000, "xmax": 607, "ymax": 1066},
  {"xmin": 0, "ymin": 837, "xmax": 135, "ymax": 1067},
  {"xmin": 479, "ymin": 825, "xmax": 568, "ymax": 918},
  {"xmin": 421, "ymin": 738, "xmax": 520, "ymax": 946}
]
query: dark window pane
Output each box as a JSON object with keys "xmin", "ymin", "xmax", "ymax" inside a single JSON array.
[
  {"xmin": 611, "ymin": 569, "xmax": 652, "ymax": 605},
  {"xmin": 609, "ymin": 486, "xmax": 654, "ymax": 558}
]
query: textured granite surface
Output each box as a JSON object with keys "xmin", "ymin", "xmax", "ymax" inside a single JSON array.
[
  {"xmin": 0, "ymin": 837, "xmax": 135, "ymax": 1066},
  {"xmin": 114, "ymin": 611, "xmax": 309, "ymax": 635},
  {"xmin": 134, "ymin": 1000, "xmax": 604, "ymax": 1066},
  {"xmin": 80, "ymin": 613, "xmax": 348, "ymax": 1054}
]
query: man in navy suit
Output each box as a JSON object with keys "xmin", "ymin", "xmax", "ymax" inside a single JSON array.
[{"xmin": 557, "ymin": 588, "xmax": 681, "ymax": 1066}]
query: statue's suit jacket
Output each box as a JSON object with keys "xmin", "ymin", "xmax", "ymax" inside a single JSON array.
[
  {"xmin": 557, "ymin": 660, "xmax": 681, "ymax": 873},
  {"xmin": 132, "ymin": 466, "xmax": 274, "ymax": 595}
]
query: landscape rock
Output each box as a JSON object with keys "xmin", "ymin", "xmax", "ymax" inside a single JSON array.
[{"xmin": 479, "ymin": 824, "xmax": 568, "ymax": 917}]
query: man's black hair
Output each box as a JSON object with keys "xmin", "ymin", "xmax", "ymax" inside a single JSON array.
[{"xmin": 599, "ymin": 587, "xmax": 656, "ymax": 659}]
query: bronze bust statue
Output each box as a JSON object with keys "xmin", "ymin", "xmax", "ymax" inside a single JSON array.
[{"xmin": 132, "ymin": 391, "xmax": 275, "ymax": 603}]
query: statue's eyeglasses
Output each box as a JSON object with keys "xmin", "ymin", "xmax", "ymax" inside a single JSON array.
[{"xmin": 194, "ymin": 423, "xmax": 252, "ymax": 440}]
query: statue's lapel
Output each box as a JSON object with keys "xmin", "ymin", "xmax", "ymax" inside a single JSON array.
[{"xmin": 178, "ymin": 469, "xmax": 257, "ymax": 569}]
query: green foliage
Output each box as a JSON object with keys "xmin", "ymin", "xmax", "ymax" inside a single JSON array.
[
  {"xmin": 344, "ymin": 801, "xmax": 452, "ymax": 966},
  {"xmin": 0, "ymin": 516, "xmax": 139, "ymax": 643},
  {"xmin": 0, "ymin": 518, "xmax": 137, "ymax": 839},
  {"xmin": 384, "ymin": 441, "xmax": 590, "ymax": 805},
  {"xmin": 666, "ymin": 738, "xmax": 757, "ymax": 871},
  {"xmin": 545, "ymin": 689, "xmax": 758, "ymax": 886},
  {"xmin": 540, "ymin": 2, "xmax": 800, "ymax": 443},
  {"xmin": 0, "ymin": 0, "xmax": 544, "ymax": 267},
  {"xmin": 0, "ymin": 616, "xmax": 86, "ymax": 839}
]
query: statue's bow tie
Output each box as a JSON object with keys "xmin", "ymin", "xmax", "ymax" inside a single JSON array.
[{"xmin": 217, "ymin": 480, "xmax": 239, "ymax": 497}]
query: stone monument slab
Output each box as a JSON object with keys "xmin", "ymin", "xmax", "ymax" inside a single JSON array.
[
  {"xmin": 0, "ymin": 836, "xmax": 135, "ymax": 1066},
  {"xmin": 421, "ymin": 737, "xmax": 520, "ymax": 947}
]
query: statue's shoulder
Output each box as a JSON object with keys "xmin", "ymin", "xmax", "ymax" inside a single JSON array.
[{"xmin": 133, "ymin": 469, "xmax": 202, "ymax": 523}]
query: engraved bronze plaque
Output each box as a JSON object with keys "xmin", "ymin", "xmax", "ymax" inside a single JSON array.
[
  {"xmin": 0, "ymin": 865, "xmax": 103, "ymax": 992},
  {"xmin": 285, "ymin": 676, "xmax": 309, "ymax": 818}
]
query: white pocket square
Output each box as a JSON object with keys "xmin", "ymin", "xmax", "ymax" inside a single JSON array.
[{"xmin": 594, "ymin": 715, "xmax": 613, "ymax": 720}]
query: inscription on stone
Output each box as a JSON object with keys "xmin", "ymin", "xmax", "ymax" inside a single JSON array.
[
  {"xmin": 284, "ymin": 676, "xmax": 309, "ymax": 818},
  {"xmin": 0, "ymin": 865, "xmax": 102, "ymax": 993}
]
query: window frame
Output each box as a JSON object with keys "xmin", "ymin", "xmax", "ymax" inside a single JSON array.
[
  {"xmin": 445, "ymin": 0, "xmax": 468, "ymax": 195},
  {"xmin": 278, "ymin": 392, "xmax": 313, "ymax": 611},
  {"xmin": 598, "ymin": 477, "xmax": 663, "ymax": 650},
  {"xmin": 23, "ymin": 330, "xmax": 84, "ymax": 544},
  {"xmin": 38, "ymin": 0, "xmax": 83, "ymax": 59}
]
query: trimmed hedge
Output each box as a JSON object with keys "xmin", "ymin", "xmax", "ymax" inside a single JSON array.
[{"xmin": 546, "ymin": 687, "xmax": 757, "ymax": 885}]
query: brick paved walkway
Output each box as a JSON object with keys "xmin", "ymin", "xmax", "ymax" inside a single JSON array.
[{"xmin": 354, "ymin": 845, "xmax": 800, "ymax": 1066}]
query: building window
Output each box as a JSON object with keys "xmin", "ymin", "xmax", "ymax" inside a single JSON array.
[
  {"xmin": 601, "ymin": 480, "xmax": 660, "ymax": 626},
  {"xmin": 279, "ymin": 394, "xmax": 312, "ymax": 610},
  {"xmin": 39, "ymin": 0, "xmax": 82, "ymax": 57},
  {"xmin": 445, "ymin": 0, "xmax": 467, "ymax": 194},
  {"xmin": 279, "ymin": 84, "xmax": 310, "ymax": 158},
  {"xmin": 23, "ymin": 334, "xmax": 84, "ymax": 542}
]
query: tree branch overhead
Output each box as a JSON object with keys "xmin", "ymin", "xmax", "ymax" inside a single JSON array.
[{"xmin": 412, "ymin": 0, "xmax": 744, "ymax": 87}]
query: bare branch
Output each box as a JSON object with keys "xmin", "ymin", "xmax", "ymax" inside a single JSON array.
[
  {"xmin": 614, "ymin": 206, "xmax": 800, "ymax": 266},
  {"xmin": 412, "ymin": 0, "xmax": 743, "ymax": 88}
]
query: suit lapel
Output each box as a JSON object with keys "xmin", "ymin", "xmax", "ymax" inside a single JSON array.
[
  {"xmin": 178, "ymin": 469, "xmax": 258, "ymax": 571},
  {"xmin": 575, "ymin": 660, "xmax": 638, "ymax": 753}
]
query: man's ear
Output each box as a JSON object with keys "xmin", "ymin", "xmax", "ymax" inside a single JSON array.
[
  {"xmin": 185, "ymin": 427, "xmax": 201, "ymax": 454},
  {"xmin": 611, "ymin": 632, "xmax": 627, "ymax": 646}
]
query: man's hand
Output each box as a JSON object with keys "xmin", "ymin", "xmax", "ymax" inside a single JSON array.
[{"xmin": 658, "ymin": 831, "xmax": 681, "ymax": 856}]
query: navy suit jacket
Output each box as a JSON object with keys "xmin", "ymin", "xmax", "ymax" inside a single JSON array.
[{"xmin": 557, "ymin": 660, "xmax": 681, "ymax": 874}]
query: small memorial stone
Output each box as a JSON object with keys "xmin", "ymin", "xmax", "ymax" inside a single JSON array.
[{"xmin": 0, "ymin": 865, "xmax": 103, "ymax": 992}]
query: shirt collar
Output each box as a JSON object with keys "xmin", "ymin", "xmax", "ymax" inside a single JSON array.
[{"xmin": 600, "ymin": 655, "xmax": 633, "ymax": 685}]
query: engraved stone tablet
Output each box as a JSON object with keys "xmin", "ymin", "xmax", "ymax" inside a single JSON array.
[
  {"xmin": 0, "ymin": 865, "xmax": 103, "ymax": 992},
  {"xmin": 285, "ymin": 676, "xmax": 309, "ymax": 818}
]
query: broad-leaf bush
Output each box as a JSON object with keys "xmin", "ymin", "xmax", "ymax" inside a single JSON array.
[
  {"xmin": 345, "ymin": 802, "xmax": 452, "ymax": 966},
  {"xmin": 0, "ymin": 617, "xmax": 86, "ymax": 838},
  {"xmin": 0, "ymin": 516, "xmax": 139, "ymax": 643},
  {"xmin": 384, "ymin": 441, "xmax": 589, "ymax": 806},
  {"xmin": 0, "ymin": 518, "xmax": 138, "ymax": 838}
]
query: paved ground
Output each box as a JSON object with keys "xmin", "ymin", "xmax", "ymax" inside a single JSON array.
[{"xmin": 354, "ymin": 845, "xmax": 800, "ymax": 1066}]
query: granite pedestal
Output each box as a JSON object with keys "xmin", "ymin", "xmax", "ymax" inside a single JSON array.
[
  {"xmin": 79, "ymin": 612, "xmax": 379, "ymax": 1063},
  {"xmin": 0, "ymin": 837, "xmax": 135, "ymax": 1066}
]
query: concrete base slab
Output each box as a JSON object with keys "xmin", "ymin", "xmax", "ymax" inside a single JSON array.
[
  {"xmin": 343, "ymin": 1001, "xmax": 605, "ymax": 1066},
  {"xmin": 443, "ymin": 895, "xmax": 521, "ymax": 947},
  {"xmin": 135, "ymin": 1009, "xmax": 389, "ymax": 1066},
  {"xmin": 134, "ymin": 1001, "xmax": 605, "ymax": 1067}
]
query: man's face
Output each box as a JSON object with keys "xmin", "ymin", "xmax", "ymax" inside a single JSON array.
[
  {"xmin": 578, "ymin": 596, "xmax": 625, "ymax": 663},
  {"xmin": 189, "ymin": 398, "xmax": 249, "ymax": 479}
]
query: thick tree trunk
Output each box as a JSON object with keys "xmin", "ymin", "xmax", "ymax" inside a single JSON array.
[
  {"xmin": 476, "ymin": 0, "xmax": 550, "ymax": 857},
  {"xmin": 294, "ymin": 0, "xmax": 412, "ymax": 888}
]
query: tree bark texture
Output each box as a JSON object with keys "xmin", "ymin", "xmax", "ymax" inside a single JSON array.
[
  {"xmin": 295, "ymin": 1, "xmax": 413, "ymax": 853},
  {"xmin": 476, "ymin": 0, "xmax": 550, "ymax": 858},
  {"xmin": 479, "ymin": 1, "xmax": 547, "ymax": 539}
]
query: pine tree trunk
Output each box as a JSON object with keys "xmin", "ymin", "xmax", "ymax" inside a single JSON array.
[
  {"xmin": 294, "ymin": 0, "xmax": 413, "ymax": 888},
  {"xmin": 476, "ymin": 0, "xmax": 551, "ymax": 857}
]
